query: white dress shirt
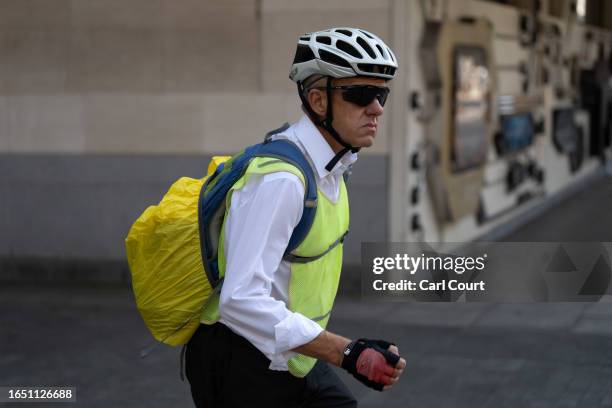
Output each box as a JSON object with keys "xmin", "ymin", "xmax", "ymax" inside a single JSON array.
[{"xmin": 218, "ymin": 114, "xmax": 357, "ymax": 371}]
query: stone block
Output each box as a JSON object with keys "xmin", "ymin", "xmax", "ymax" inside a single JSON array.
[
  {"xmin": 161, "ymin": 0, "xmax": 256, "ymax": 31},
  {"xmin": 262, "ymin": 0, "xmax": 385, "ymax": 13},
  {"xmin": 81, "ymin": 94, "xmax": 205, "ymax": 153},
  {"xmin": 67, "ymin": 29, "xmax": 163, "ymax": 92},
  {"xmin": 0, "ymin": 0, "xmax": 70, "ymax": 29},
  {"xmin": 71, "ymin": 0, "xmax": 163, "ymax": 30},
  {"xmin": 2, "ymin": 30, "xmax": 68, "ymax": 93},
  {"xmin": 163, "ymin": 28, "xmax": 258, "ymax": 92},
  {"xmin": 7, "ymin": 95, "xmax": 84, "ymax": 152},
  {"xmin": 160, "ymin": 0, "xmax": 258, "ymax": 92},
  {"xmin": 201, "ymin": 93, "xmax": 301, "ymax": 153}
]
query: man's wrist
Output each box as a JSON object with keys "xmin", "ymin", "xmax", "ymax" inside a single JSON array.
[
  {"xmin": 320, "ymin": 331, "xmax": 352, "ymax": 367},
  {"xmin": 338, "ymin": 338, "xmax": 353, "ymax": 367},
  {"xmin": 292, "ymin": 330, "xmax": 352, "ymax": 367}
]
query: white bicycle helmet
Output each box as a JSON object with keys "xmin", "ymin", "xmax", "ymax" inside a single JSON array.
[
  {"xmin": 289, "ymin": 27, "xmax": 397, "ymax": 82},
  {"xmin": 289, "ymin": 27, "xmax": 398, "ymax": 171}
]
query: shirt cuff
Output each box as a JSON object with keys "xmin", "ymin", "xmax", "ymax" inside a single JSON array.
[{"xmin": 268, "ymin": 311, "xmax": 323, "ymax": 371}]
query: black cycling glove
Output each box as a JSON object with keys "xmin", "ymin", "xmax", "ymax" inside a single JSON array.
[{"xmin": 341, "ymin": 338, "xmax": 400, "ymax": 391}]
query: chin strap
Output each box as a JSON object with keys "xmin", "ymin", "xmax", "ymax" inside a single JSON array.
[{"xmin": 297, "ymin": 77, "xmax": 360, "ymax": 172}]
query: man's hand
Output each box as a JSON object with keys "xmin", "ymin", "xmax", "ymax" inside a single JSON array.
[
  {"xmin": 383, "ymin": 344, "xmax": 406, "ymax": 391},
  {"xmin": 341, "ymin": 339, "xmax": 406, "ymax": 391},
  {"xmin": 292, "ymin": 331, "xmax": 406, "ymax": 391}
]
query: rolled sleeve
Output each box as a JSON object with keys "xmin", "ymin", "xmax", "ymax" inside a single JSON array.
[{"xmin": 269, "ymin": 311, "xmax": 324, "ymax": 370}]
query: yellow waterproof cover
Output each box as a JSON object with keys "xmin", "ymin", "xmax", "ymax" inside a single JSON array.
[{"xmin": 125, "ymin": 157, "xmax": 229, "ymax": 346}]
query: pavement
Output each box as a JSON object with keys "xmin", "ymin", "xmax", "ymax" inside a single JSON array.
[
  {"xmin": 1, "ymin": 174, "xmax": 612, "ymax": 407},
  {"xmin": 2, "ymin": 287, "xmax": 612, "ymax": 407}
]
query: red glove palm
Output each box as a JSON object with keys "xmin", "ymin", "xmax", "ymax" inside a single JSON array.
[
  {"xmin": 355, "ymin": 348, "xmax": 396, "ymax": 385},
  {"xmin": 341, "ymin": 339, "xmax": 400, "ymax": 391}
]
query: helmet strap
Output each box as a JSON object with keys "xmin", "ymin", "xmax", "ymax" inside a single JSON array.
[{"xmin": 297, "ymin": 77, "xmax": 360, "ymax": 172}]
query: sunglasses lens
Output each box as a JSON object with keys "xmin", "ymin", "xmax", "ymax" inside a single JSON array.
[
  {"xmin": 376, "ymin": 87, "xmax": 390, "ymax": 106},
  {"xmin": 342, "ymin": 86, "xmax": 390, "ymax": 107}
]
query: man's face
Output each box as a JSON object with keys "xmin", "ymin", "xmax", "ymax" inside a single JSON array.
[{"xmin": 327, "ymin": 76, "xmax": 388, "ymax": 149}]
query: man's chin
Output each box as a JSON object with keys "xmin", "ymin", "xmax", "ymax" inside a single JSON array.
[{"xmin": 359, "ymin": 135, "xmax": 375, "ymax": 148}]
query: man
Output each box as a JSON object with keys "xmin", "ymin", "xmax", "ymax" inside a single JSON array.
[{"xmin": 185, "ymin": 27, "xmax": 406, "ymax": 407}]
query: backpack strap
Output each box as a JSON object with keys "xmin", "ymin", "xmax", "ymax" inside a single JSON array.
[
  {"xmin": 260, "ymin": 131, "xmax": 349, "ymax": 262},
  {"xmin": 199, "ymin": 143, "xmax": 264, "ymax": 285},
  {"xmin": 264, "ymin": 122, "xmax": 291, "ymax": 142},
  {"xmin": 255, "ymin": 139, "xmax": 318, "ymax": 257}
]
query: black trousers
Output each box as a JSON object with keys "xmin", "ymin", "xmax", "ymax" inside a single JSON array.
[{"xmin": 185, "ymin": 323, "xmax": 357, "ymax": 408}]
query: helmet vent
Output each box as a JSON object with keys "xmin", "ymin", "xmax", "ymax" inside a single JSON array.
[
  {"xmin": 299, "ymin": 36, "xmax": 310, "ymax": 42},
  {"xmin": 336, "ymin": 29, "xmax": 353, "ymax": 37},
  {"xmin": 319, "ymin": 50, "xmax": 351, "ymax": 68},
  {"xmin": 359, "ymin": 30, "xmax": 374, "ymax": 39},
  {"xmin": 387, "ymin": 47, "xmax": 395, "ymax": 62},
  {"xmin": 358, "ymin": 63, "xmax": 396, "ymax": 76},
  {"xmin": 376, "ymin": 44, "xmax": 386, "ymax": 58},
  {"xmin": 356, "ymin": 36, "xmax": 376, "ymax": 59},
  {"xmin": 316, "ymin": 36, "xmax": 332, "ymax": 45},
  {"xmin": 336, "ymin": 40, "xmax": 362, "ymax": 58},
  {"xmin": 293, "ymin": 44, "xmax": 316, "ymax": 64}
]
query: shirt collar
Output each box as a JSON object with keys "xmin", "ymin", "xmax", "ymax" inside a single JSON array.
[{"xmin": 293, "ymin": 114, "xmax": 358, "ymax": 179}]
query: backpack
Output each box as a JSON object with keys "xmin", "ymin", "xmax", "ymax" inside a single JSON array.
[{"xmin": 125, "ymin": 129, "xmax": 317, "ymax": 348}]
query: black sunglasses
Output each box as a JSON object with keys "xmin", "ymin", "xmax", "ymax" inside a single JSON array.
[{"xmin": 316, "ymin": 85, "xmax": 391, "ymax": 107}]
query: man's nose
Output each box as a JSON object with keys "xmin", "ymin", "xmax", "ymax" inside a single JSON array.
[{"xmin": 366, "ymin": 98, "xmax": 384, "ymax": 116}]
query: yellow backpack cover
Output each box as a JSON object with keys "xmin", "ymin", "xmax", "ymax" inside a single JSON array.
[
  {"xmin": 125, "ymin": 135, "xmax": 320, "ymax": 349},
  {"xmin": 125, "ymin": 157, "xmax": 229, "ymax": 346}
]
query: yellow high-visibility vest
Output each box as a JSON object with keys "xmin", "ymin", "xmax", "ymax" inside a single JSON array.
[{"xmin": 201, "ymin": 156, "xmax": 349, "ymax": 377}]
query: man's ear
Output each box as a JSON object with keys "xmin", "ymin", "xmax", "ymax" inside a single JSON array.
[{"xmin": 307, "ymin": 88, "xmax": 328, "ymax": 119}]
